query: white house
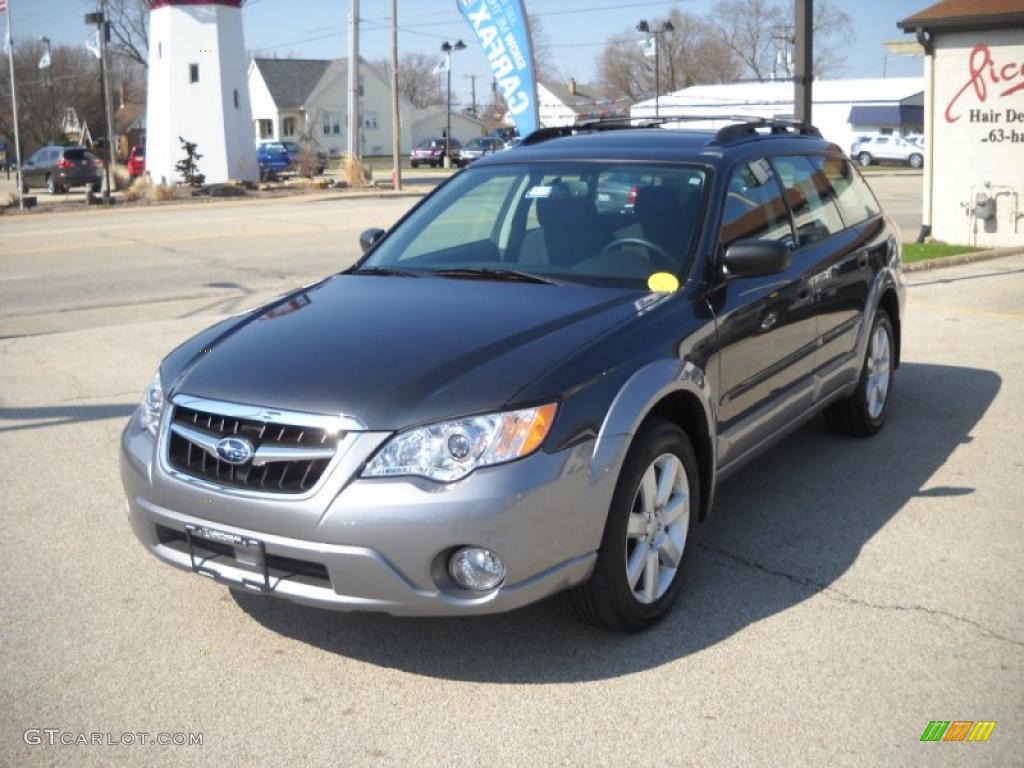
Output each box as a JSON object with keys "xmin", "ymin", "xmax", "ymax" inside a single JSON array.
[
  {"xmin": 538, "ymin": 79, "xmax": 628, "ymax": 127},
  {"xmin": 410, "ymin": 109, "xmax": 487, "ymax": 147},
  {"xmin": 631, "ymin": 78, "xmax": 925, "ymax": 155},
  {"xmin": 248, "ymin": 56, "xmax": 415, "ymax": 157}
]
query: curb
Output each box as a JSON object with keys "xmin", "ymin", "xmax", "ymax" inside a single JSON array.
[{"xmin": 903, "ymin": 246, "xmax": 1024, "ymax": 272}]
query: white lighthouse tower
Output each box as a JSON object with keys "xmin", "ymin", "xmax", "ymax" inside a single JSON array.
[{"xmin": 145, "ymin": 0, "xmax": 257, "ymax": 185}]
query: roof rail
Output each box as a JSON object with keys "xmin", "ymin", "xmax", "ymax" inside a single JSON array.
[
  {"xmin": 710, "ymin": 118, "xmax": 822, "ymax": 145},
  {"xmin": 520, "ymin": 115, "xmax": 822, "ymax": 147}
]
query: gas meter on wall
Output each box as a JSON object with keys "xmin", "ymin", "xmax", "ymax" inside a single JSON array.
[{"xmin": 975, "ymin": 192, "xmax": 996, "ymax": 221}]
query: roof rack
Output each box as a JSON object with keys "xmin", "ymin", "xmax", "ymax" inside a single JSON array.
[{"xmin": 520, "ymin": 115, "xmax": 822, "ymax": 147}]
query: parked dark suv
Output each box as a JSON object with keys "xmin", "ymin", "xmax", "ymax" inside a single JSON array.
[
  {"xmin": 21, "ymin": 145, "xmax": 103, "ymax": 194},
  {"xmin": 121, "ymin": 118, "xmax": 905, "ymax": 631}
]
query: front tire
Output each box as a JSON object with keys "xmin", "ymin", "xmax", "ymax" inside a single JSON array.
[
  {"xmin": 411, "ymin": 160, "xmax": 419, "ymax": 169},
  {"xmin": 858, "ymin": 152, "xmax": 873, "ymax": 168},
  {"xmin": 825, "ymin": 310, "xmax": 894, "ymax": 437},
  {"xmin": 909, "ymin": 153, "xmax": 923, "ymax": 169},
  {"xmin": 571, "ymin": 418, "xmax": 698, "ymax": 631}
]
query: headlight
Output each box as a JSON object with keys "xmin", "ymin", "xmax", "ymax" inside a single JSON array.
[
  {"xmin": 139, "ymin": 372, "xmax": 164, "ymax": 435},
  {"xmin": 362, "ymin": 403, "xmax": 558, "ymax": 482}
]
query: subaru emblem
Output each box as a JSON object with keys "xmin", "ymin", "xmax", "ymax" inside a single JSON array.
[{"xmin": 215, "ymin": 436, "xmax": 254, "ymax": 465}]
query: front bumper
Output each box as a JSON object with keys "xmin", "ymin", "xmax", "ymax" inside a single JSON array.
[{"xmin": 120, "ymin": 410, "xmax": 623, "ymax": 616}]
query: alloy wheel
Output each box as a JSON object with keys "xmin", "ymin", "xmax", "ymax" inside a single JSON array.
[
  {"xmin": 625, "ymin": 452, "xmax": 690, "ymax": 604},
  {"xmin": 865, "ymin": 324, "xmax": 892, "ymax": 419}
]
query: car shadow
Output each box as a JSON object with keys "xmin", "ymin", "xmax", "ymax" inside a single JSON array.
[
  {"xmin": 234, "ymin": 362, "xmax": 1000, "ymax": 682},
  {"xmin": 0, "ymin": 403, "xmax": 137, "ymax": 433}
]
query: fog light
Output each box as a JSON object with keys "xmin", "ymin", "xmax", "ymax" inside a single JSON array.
[{"xmin": 449, "ymin": 547, "xmax": 505, "ymax": 591}]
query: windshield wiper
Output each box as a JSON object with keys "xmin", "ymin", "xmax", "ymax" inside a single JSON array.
[
  {"xmin": 349, "ymin": 266, "xmax": 422, "ymax": 277},
  {"xmin": 430, "ymin": 267, "xmax": 557, "ymax": 285}
]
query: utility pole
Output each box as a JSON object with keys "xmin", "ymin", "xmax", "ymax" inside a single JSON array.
[
  {"xmin": 794, "ymin": 0, "xmax": 813, "ymax": 129},
  {"xmin": 346, "ymin": 0, "xmax": 360, "ymax": 164},
  {"xmin": 464, "ymin": 73, "xmax": 477, "ymax": 117},
  {"xmin": 4, "ymin": 0, "xmax": 25, "ymax": 210},
  {"xmin": 439, "ymin": 40, "xmax": 464, "ymax": 169},
  {"xmin": 86, "ymin": 2, "xmax": 115, "ymax": 202},
  {"xmin": 390, "ymin": 0, "xmax": 401, "ymax": 190}
]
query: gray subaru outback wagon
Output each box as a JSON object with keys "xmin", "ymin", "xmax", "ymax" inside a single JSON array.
[{"xmin": 121, "ymin": 118, "xmax": 905, "ymax": 631}]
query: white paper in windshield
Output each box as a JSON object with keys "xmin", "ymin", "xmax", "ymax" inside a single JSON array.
[{"xmin": 525, "ymin": 185, "xmax": 553, "ymax": 199}]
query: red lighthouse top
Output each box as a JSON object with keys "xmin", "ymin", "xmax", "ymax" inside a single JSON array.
[{"xmin": 146, "ymin": 0, "xmax": 245, "ymax": 8}]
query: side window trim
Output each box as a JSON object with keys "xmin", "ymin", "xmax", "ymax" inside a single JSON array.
[{"xmin": 715, "ymin": 154, "xmax": 797, "ymax": 255}]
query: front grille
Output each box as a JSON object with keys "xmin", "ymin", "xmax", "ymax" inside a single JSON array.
[
  {"xmin": 156, "ymin": 525, "xmax": 330, "ymax": 582},
  {"xmin": 167, "ymin": 404, "xmax": 336, "ymax": 494}
]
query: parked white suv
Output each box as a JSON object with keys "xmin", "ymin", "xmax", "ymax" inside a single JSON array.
[{"xmin": 852, "ymin": 135, "xmax": 924, "ymax": 169}]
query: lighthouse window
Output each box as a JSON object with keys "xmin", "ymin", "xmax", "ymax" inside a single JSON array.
[
  {"xmin": 234, "ymin": 89, "xmax": 240, "ymax": 109},
  {"xmin": 189, "ymin": 63, "xmax": 200, "ymax": 84}
]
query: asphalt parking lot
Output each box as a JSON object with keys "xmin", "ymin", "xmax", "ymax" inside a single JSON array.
[{"xmin": 1, "ymin": 192, "xmax": 1021, "ymax": 767}]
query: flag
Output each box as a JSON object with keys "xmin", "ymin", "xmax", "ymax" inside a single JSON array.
[
  {"xmin": 38, "ymin": 49, "xmax": 50, "ymax": 69},
  {"xmin": 0, "ymin": 1, "xmax": 8, "ymax": 13},
  {"xmin": 432, "ymin": 56, "xmax": 449, "ymax": 75},
  {"xmin": 638, "ymin": 37, "xmax": 657, "ymax": 58},
  {"xmin": 85, "ymin": 29, "xmax": 100, "ymax": 59}
]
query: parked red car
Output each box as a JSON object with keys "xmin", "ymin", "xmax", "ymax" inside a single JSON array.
[{"xmin": 127, "ymin": 145, "xmax": 145, "ymax": 179}]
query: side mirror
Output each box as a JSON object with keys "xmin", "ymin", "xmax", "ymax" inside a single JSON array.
[
  {"xmin": 722, "ymin": 239, "xmax": 791, "ymax": 278},
  {"xmin": 359, "ymin": 227, "xmax": 386, "ymax": 253}
]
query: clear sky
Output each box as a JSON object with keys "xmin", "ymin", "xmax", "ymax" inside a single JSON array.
[{"xmin": 8, "ymin": 0, "xmax": 927, "ymax": 105}]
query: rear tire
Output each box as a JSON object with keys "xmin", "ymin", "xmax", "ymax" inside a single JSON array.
[
  {"xmin": 825, "ymin": 310, "xmax": 894, "ymax": 437},
  {"xmin": 570, "ymin": 418, "xmax": 699, "ymax": 632},
  {"xmin": 411, "ymin": 160, "xmax": 419, "ymax": 169},
  {"xmin": 90, "ymin": 182, "xmax": 101, "ymax": 193},
  {"xmin": 858, "ymin": 152, "xmax": 872, "ymax": 167}
]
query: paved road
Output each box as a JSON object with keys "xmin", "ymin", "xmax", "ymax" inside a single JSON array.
[
  {"xmin": 0, "ymin": 195, "xmax": 417, "ymax": 337},
  {"xmin": 3, "ymin": 197, "xmax": 1020, "ymax": 768}
]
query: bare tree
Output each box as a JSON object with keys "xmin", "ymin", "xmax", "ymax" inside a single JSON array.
[
  {"xmin": 0, "ymin": 43, "xmax": 106, "ymax": 152},
  {"xmin": 372, "ymin": 53, "xmax": 445, "ymax": 110},
  {"xmin": 713, "ymin": 0, "xmax": 854, "ymax": 81},
  {"xmin": 106, "ymin": 0, "xmax": 150, "ymax": 68},
  {"xmin": 596, "ymin": 9, "xmax": 740, "ymax": 103},
  {"xmin": 526, "ymin": 14, "xmax": 561, "ymax": 84}
]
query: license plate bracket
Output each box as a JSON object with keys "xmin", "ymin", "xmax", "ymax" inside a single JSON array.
[{"xmin": 184, "ymin": 524, "xmax": 270, "ymax": 592}]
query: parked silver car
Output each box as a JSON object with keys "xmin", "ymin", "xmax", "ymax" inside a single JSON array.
[{"xmin": 851, "ymin": 135, "xmax": 924, "ymax": 169}]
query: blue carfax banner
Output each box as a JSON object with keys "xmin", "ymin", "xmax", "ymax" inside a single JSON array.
[{"xmin": 457, "ymin": 0, "xmax": 539, "ymax": 136}]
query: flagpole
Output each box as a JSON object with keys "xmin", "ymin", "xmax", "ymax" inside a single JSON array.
[{"xmin": 4, "ymin": 0, "xmax": 25, "ymax": 210}]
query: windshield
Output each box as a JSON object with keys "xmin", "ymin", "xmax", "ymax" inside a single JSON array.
[{"xmin": 362, "ymin": 161, "xmax": 708, "ymax": 288}]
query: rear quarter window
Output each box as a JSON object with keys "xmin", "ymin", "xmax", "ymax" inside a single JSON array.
[
  {"xmin": 771, "ymin": 155, "xmax": 845, "ymax": 247},
  {"xmin": 813, "ymin": 156, "xmax": 881, "ymax": 226}
]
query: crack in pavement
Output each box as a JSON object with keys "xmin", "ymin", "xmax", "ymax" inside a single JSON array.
[{"xmin": 697, "ymin": 542, "xmax": 1024, "ymax": 650}]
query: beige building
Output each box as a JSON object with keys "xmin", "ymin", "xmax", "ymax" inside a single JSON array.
[{"xmin": 899, "ymin": 0, "xmax": 1024, "ymax": 247}]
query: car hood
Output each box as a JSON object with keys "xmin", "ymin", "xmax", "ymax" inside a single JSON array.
[{"xmin": 165, "ymin": 274, "xmax": 641, "ymax": 430}]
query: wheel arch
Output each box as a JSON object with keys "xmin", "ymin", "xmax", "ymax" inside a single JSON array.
[
  {"xmin": 592, "ymin": 358, "xmax": 717, "ymax": 522},
  {"xmin": 878, "ymin": 287, "xmax": 901, "ymax": 368}
]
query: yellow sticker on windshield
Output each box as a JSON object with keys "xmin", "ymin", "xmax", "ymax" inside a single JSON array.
[{"xmin": 647, "ymin": 272, "xmax": 680, "ymax": 293}]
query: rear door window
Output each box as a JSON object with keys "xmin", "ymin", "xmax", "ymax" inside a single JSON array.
[
  {"xmin": 771, "ymin": 155, "xmax": 845, "ymax": 247},
  {"xmin": 720, "ymin": 158, "xmax": 794, "ymax": 248},
  {"xmin": 812, "ymin": 156, "xmax": 881, "ymax": 227},
  {"xmin": 64, "ymin": 149, "xmax": 86, "ymax": 162}
]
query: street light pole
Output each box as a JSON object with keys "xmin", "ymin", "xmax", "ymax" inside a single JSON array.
[
  {"xmin": 637, "ymin": 19, "xmax": 674, "ymax": 118},
  {"xmin": 85, "ymin": 4, "xmax": 115, "ymax": 203},
  {"xmin": 440, "ymin": 40, "xmax": 465, "ymax": 169},
  {"xmin": 40, "ymin": 36, "xmax": 56, "ymax": 143}
]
